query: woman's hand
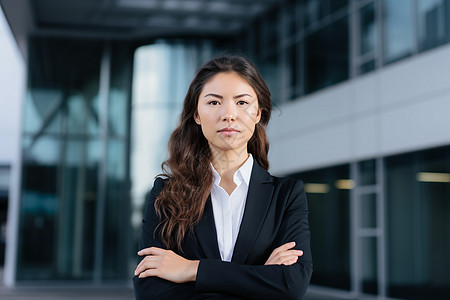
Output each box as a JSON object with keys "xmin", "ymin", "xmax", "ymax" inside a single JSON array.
[
  {"xmin": 134, "ymin": 247, "xmax": 199, "ymax": 283},
  {"xmin": 264, "ymin": 242, "xmax": 303, "ymax": 266}
]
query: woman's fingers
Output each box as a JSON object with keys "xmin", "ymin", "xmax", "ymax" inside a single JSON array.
[
  {"xmin": 272, "ymin": 241, "xmax": 296, "ymax": 256},
  {"xmin": 134, "ymin": 246, "xmax": 199, "ymax": 283},
  {"xmin": 272, "ymin": 250, "xmax": 303, "ymax": 265},
  {"xmin": 134, "ymin": 255, "xmax": 159, "ymax": 276},
  {"xmin": 138, "ymin": 246, "xmax": 167, "ymax": 256},
  {"xmin": 265, "ymin": 242, "xmax": 304, "ymax": 265},
  {"xmin": 138, "ymin": 268, "xmax": 159, "ymax": 278}
]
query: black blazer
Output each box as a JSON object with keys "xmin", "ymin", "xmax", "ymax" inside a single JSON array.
[{"xmin": 133, "ymin": 161, "xmax": 312, "ymax": 300}]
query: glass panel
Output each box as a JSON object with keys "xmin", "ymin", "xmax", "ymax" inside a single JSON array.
[
  {"xmin": 303, "ymin": 0, "xmax": 348, "ymax": 27},
  {"xmin": 287, "ymin": 43, "xmax": 300, "ymax": 99},
  {"xmin": 23, "ymin": 89, "xmax": 63, "ymax": 134},
  {"xmin": 303, "ymin": 0, "xmax": 321, "ymax": 27},
  {"xmin": 305, "ymin": 17, "xmax": 349, "ymax": 94},
  {"xmin": 360, "ymin": 2, "xmax": 376, "ymax": 55},
  {"xmin": 359, "ymin": 60, "xmax": 375, "ymax": 74},
  {"xmin": 358, "ymin": 159, "xmax": 376, "ymax": 186},
  {"xmin": 67, "ymin": 93, "xmax": 90, "ymax": 134},
  {"xmin": 386, "ymin": 146, "xmax": 450, "ymax": 299},
  {"xmin": 261, "ymin": 53, "xmax": 279, "ymax": 104},
  {"xmin": 58, "ymin": 140, "xmax": 98, "ymax": 279},
  {"xmin": 252, "ymin": 20, "xmax": 262, "ymax": 60},
  {"xmin": 417, "ymin": 0, "xmax": 449, "ymax": 51},
  {"xmin": 291, "ymin": 164, "xmax": 351, "ymax": 290},
  {"xmin": 103, "ymin": 139, "xmax": 127, "ymax": 279},
  {"xmin": 329, "ymin": 0, "xmax": 349, "ymax": 13},
  {"xmin": 361, "ymin": 237, "xmax": 378, "ymax": 294},
  {"xmin": 383, "ymin": 0, "xmax": 414, "ymax": 63},
  {"xmin": 266, "ymin": 8, "xmax": 279, "ymax": 51},
  {"xmin": 109, "ymin": 44, "xmax": 131, "ymax": 137},
  {"xmin": 360, "ymin": 193, "xmax": 377, "ymax": 228},
  {"xmin": 286, "ymin": 0, "xmax": 299, "ymax": 37},
  {"xmin": 18, "ymin": 38, "xmax": 132, "ymax": 282},
  {"xmin": 17, "ymin": 164, "xmax": 58, "ymax": 280},
  {"xmin": 26, "ymin": 136, "xmax": 61, "ymax": 165}
]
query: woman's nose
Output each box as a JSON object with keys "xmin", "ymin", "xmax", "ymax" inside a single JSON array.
[{"xmin": 222, "ymin": 103, "xmax": 237, "ymax": 122}]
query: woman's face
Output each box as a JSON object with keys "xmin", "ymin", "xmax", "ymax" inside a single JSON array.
[{"xmin": 194, "ymin": 71, "xmax": 261, "ymax": 155}]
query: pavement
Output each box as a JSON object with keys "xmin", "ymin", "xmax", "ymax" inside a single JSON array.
[
  {"xmin": 0, "ymin": 285, "xmax": 356, "ymax": 300},
  {"xmin": 0, "ymin": 269, "xmax": 355, "ymax": 300}
]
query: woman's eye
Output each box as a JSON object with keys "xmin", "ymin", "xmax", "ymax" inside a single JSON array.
[
  {"xmin": 237, "ymin": 100, "xmax": 248, "ymax": 105},
  {"xmin": 208, "ymin": 100, "xmax": 220, "ymax": 105}
]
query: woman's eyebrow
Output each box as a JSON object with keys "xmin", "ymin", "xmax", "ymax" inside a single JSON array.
[
  {"xmin": 204, "ymin": 93, "xmax": 223, "ymax": 99},
  {"xmin": 203, "ymin": 93, "xmax": 253, "ymax": 99},
  {"xmin": 234, "ymin": 93, "xmax": 253, "ymax": 99}
]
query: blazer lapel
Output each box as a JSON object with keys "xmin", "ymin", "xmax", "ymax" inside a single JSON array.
[
  {"xmin": 231, "ymin": 161, "xmax": 274, "ymax": 264},
  {"xmin": 194, "ymin": 195, "xmax": 221, "ymax": 259}
]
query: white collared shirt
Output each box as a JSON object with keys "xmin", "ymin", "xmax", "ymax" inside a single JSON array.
[{"xmin": 210, "ymin": 154, "xmax": 253, "ymax": 262}]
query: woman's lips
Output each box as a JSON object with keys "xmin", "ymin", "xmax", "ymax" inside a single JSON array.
[{"xmin": 218, "ymin": 128, "xmax": 239, "ymax": 136}]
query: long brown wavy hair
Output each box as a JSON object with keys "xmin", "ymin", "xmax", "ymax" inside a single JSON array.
[{"xmin": 155, "ymin": 55, "xmax": 272, "ymax": 251}]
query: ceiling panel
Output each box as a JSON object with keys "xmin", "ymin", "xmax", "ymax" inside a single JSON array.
[{"xmin": 28, "ymin": 0, "xmax": 279, "ymax": 40}]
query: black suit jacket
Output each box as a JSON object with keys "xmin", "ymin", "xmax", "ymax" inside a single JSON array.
[{"xmin": 133, "ymin": 161, "xmax": 312, "ymax": 300}]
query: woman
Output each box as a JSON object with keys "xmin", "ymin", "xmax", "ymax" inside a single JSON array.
[{"xmin": 133, "ymin": 55, "xmax": 312, "ymax": 299}]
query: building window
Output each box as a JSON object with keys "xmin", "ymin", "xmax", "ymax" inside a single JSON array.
[
  {"xmin": 357, "ymin": 1, "xmax": 377, "ymax": 74},
  {"xmin": 385, "ymin": 146, "xmax": 450, "ymax": 299},
  {"xmin": 260, "ymin": 53, "xmax": 280, "ymax": 104},
  {"xmin": 287, "ymin": 42, "xmax": 301, "ymax": 99},
  {"xmin": 417, "ymin": 0, "xmax": 450, "ymax": 51},
  {"xmin": 291, "ymin": 164, "xmax": 351, "ymax": 290},
  {"xmin": 382, "ymin": 0, "xmax": 415, "ymax": 63},
  {"xmin": 305, "ymin": 16, "xmax": 349, "ymax": 94}
]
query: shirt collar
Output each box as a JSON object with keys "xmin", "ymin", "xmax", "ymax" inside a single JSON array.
[{"xmin": 211, "ymin": 154, "xmax": 254, "ymax": 187}]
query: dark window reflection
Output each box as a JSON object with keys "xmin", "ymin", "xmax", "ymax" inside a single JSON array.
[
  {"xmin": 386, "ymin": 146, "xmax": 450, "ymax": 299},
  {"xmin": 286, "ymin": 0, "xmax": 300, "ymax": 37},
  {"xmin": 360, "ymin": 2, "xmax": 376, "ymax": 55},
  {"xmin": 361, "ymin": 237, "xmax": 378, "ymax": 294},
  {"xmin": 305, "ymin": 17, "xmax": 349, "ymax": 94},
  {"xmin": 291, "ymin": 164, "xmax": 351, "ymax": 290},
  {"xmin": 287, "ymin": 43, "xmax": 301, "ymax": 99},
  {"xmin": 261, "ymin": 54, "xmax": 279, "ymax": 104},
  {"xmin": 359, "ymin": 60, "xmax": 375, "ymax": 75},
  {"xmin": 417, "ymin": 0, "xmax": 450, "ymax": 51},
  {"xmin": 303, "ymin": 0, "xmax": 348, "ymax": 27},
  {"xmin": 358, "ymin": 159, "xmax": 376, "ymax": 186}
]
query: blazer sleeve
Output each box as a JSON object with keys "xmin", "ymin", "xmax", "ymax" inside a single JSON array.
[
  {"xmin": 195, "ymin": 179, "xmax": 313, "ymax": 300},
  {"xmin": 133, "ymin": 177, "xmax": 195, "ymax": 300}
]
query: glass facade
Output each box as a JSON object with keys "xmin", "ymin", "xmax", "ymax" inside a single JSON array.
[
  {"xmin": 291, "ymin": 146, "xmax": 450, "ymax": 299},
  {"xmin": 17, "ymin": 38, "xmax": 133, "ymax": 281},
  {"xmin": 239, "ymin": 0, "xmax": 450, "ymax": 102}
]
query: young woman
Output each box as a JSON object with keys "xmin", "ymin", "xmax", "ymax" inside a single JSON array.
[{"xmin": 133, "ymin": 55, "xmax": 312, "ymax": 300}]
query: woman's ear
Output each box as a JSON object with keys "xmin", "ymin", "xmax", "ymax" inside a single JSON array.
[
  {"xmin": 194, "ymin": 111, "xmax": 201, "ymax": 125},
  {"xmin": 255, "ymin": 108, "xmax": 262, "ymax": 124}
]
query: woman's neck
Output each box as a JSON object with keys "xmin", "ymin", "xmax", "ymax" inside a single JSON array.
[{"xmin": 210, "ymin": 146, "xmax": 249, "ymax": 181}]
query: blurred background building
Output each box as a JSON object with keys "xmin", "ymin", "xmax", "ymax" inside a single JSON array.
[{"xmin": 0, "ymin": 0, "xmax": 449, "ymax": 299}]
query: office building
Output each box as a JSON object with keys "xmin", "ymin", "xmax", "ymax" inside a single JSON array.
[{"xmin": 1, "ymin": 1, "xmax": 449, "ymax": 299}]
